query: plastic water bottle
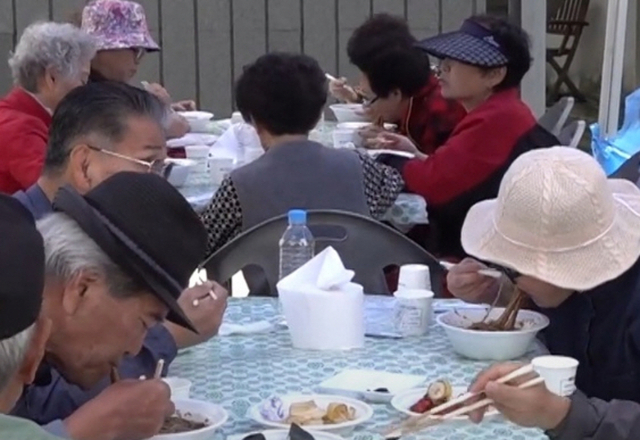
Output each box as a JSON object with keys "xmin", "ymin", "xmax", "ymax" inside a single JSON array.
[{"xmin": 279, "ymin": 210, "xmax": 315, "ymax": 280}]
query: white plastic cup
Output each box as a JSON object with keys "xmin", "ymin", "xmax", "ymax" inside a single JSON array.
[
  {"xmin": 532, "ymin": 355, "xmax": 579, "ymax": 397},
  {"xmin": 208, "ymin": 157, "xmax": 235, "ymax": 185},
  {"xmin": 332, "ymin": 129, "xmax": 357, "ymax": 149},
  {"xmin": 398, "ymin": 264, "xmax": 431, "ymax": 290},
  {"xmin": 393, "ymin": 289, "xmax": 434, "ymax": 337},
  {"xmin": 162, "ymin": 377, "xmax": 192, "ymax": 400},
  {"xmin": 185, "ymin": 145, "xmax": 211, "ymax": 174}
]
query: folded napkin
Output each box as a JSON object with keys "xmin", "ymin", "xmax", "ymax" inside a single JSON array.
[{"xmin": 218, "ymin": 321, "xmax": 275, "ymax": 336}]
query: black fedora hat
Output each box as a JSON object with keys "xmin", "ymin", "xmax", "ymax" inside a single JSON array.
[
  {"xmin": 52, "ymin": 172, "xmax": 207, "ymax": 332},
  {"xmin": 0, "ymin": 195, "xmax": 45, "ymax": 339},
  {"xmin": 416, "ymin": 18, "xmax": 509, "ymax": 67}
]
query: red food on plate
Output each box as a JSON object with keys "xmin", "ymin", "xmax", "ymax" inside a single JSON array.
[{"xmin": 410, "ymin": 397, "xmax": 435, "ymax": 414}]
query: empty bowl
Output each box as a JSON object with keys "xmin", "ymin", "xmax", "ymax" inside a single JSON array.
[
  {"xmin": 329, "ymin": 104, "xmax": 368, "ymax": 123},
  {"xmin": 437, "ymin": 308, "xmax": 550, "ymax": 360}
]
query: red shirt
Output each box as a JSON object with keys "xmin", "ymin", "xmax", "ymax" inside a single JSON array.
[
  {"xmin": 399, "ymin": 76, "xmax": 466, "ymax": 155},
  {"xmin": 0, "ymin": 88, "xmax": 52, "ymax": 194},
  {"xmin": 403, "ymin": 88, "xmax": 558, "ymax": 257}
]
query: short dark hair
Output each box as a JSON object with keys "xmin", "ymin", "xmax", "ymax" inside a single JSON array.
[
  {"xmin": 44, "ymin": 81, "xmax": 166, "ymax": 175},
  {"xmin": 347, "ymin": 14, "xmax": 431, "ymax": 98},
  {"xmin": 472, "ymin": 15, "xmax": 531, "ymax": 90},
  {"xmin": 235, "ymin": 52, "xmax": 327, "ymax": 135}
]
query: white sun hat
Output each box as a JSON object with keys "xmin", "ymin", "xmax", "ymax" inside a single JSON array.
[{"xmin": 461, "ymin": 146, "xmax": 640, "ymax": 291}]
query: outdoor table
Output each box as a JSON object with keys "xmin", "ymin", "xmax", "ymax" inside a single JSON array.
[
  {"xmin": 170, "ymin": 298, "xmax": 549, "ymax": 440},
  {"xmin": 178, "ymin": 120, "xmax": 428, "ymax": 230}
]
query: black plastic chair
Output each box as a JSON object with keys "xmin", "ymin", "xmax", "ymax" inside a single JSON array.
[{"xmin": 202, "ymin": 210, "xmax": 443, "ymax": 297}]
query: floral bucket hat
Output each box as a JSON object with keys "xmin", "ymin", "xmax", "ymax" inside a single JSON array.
[{"xmin": 82, "ymin": 0, "xmax": 160, "ymax": 52}]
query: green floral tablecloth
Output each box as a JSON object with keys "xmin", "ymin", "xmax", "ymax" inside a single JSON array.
[{"xmin": 169, "ymin": 298, "xmax": 548, "ymax": 440}]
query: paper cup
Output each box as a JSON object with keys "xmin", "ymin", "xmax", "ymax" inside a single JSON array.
[
  {"xmin": 393, "ymin": 289, "xmax": 434, "ymax": 337},
  {"xmin": 162, "ymin": 377, "xmax": 192, "ymax": 400},
  {"xmin": 333, "ymin": 129, "xmax": 358, "ymax": 149},
  {"xmin": 208, "ymin": 157, "xmax": 235, "ymax": 185},
  {"xmin": 398, "ymin": 264, "xmax": 431, "ymax": 290},
  {"xmin": 185, "ymin": 145, "xmax": 211, "ymax": 175},
  {"xmin": 532, "ymin": 355, "xmax": 579, "ymax": 397}
]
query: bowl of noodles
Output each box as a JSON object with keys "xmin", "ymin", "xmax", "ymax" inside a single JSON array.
[{"xmin": 437, "ymin": 307, "xmax": 549, "ymax": 361}]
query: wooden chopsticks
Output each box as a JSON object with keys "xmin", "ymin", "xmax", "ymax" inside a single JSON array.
[{"xmin": 385, "ymin": 364, "xmax": 540, "ymax": 439}]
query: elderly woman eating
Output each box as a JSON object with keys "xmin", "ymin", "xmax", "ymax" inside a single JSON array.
[
  {"xmin": 330, "ymin": 14, "xmax": 466, "ymax": 154},
  {"xmin": 81, "ymin": 0, "xmax": 193, "ymax": 138},
  {"xmin": 0, "ymin": 22, "xmax": 95, "ymax": 194},
  {"xmin": 375, "ymin": 15, "xmax": 558, "ymax": 259},
  {"xmin": 447, "ymin": 147, "xmax": 640, "ymax": 439}
]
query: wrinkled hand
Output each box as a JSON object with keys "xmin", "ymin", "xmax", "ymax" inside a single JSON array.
[
  {"xmin": 329, "ymin": 77, "xmax": 360, "ymax": 103},
  {"xmin": 171, "ymin": 100, "xmax": 197, "ymax": 112},
  {"xmin": 144, "ymin": 82, "xmax": 172, "ymax": 105},
  {"xmin": 446, "ymin": 258, "xmax": 501, "ymax": 304},
  {"xmin": 165, "ymin": 281, "xmax": 228, "ymax": 349},
  {"xmin": 469, "ymin": 363, "xmax": 571, "ymax": 430},
  {"xmin": 358, "ymin": 124, "xmax": 386, "ymax": 142},
  {"xmin": 165, "ymin": 113, "xmax": 190, "ymax": 139},
  {"xmin": 64, "ymin": 379, "xmax": 174, "ymax": 440}
]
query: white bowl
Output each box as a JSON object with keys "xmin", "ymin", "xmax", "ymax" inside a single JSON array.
[
  {"xmin": 391, "ymin": 386, "xmax": 500, "ymax": 425},
  {"xmin": 227, "ymin": 430, "xmax": 344, "ymax": 440},
  {"xmin": 179, "ymin": 111, "xmax": 214, "ymax": 133},
  {"xmin": 149, "ymin": 398, "xmax": 228, "ymax": 440},
  {"xmin": 336, "ymin": 122, "xmax": 396, "ymax": 131},
  {"xmin": 437, "ymin": 308, "xmax": 550, "ymax": 361},
  {"xmin": 329, "ymin": 104, "xmax": 368, "ymax": 123},
  {"xmin": 165, "ymin": 159, "xmax": 196, "ymax": 187},
  {"xmin": 249, "ymin": 394, "xmax": 373, "ymax": 435}
]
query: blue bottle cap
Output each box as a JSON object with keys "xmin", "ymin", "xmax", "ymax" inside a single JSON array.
[{"xmin": 288, "ymin": 209, "xmax": 307, "ymax": 225}]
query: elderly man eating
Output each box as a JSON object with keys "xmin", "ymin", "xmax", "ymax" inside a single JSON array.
[
  {"xmin": 0, "ymin": 21, "xmax": 96, "ymax": 194},
  {"xmin": 11, "ymin": 82, "xmax": 226, "ymax": 434},
  {"xmin": 13, "ymin": 171, "xmax": 209, "ymax": 440},
  {"xmin": 0, "ymin": 195, "xmax": 59, "ymax": 439},
  {"xmin": 447, "ymin": 147, "xmax": 640, "ymax": 439}
]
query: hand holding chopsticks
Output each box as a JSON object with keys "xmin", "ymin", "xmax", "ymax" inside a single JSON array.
[{"xmin": 385, "ymin": 364, "xmax": 544, "ymax": 439}]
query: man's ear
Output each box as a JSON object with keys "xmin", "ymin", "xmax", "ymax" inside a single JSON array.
[{"xmin": 17, "ymin": 316, "xmax": 52, "ymax": 385}]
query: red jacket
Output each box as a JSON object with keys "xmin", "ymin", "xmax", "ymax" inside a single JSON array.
[
  {"xmin": 0, "ymin": 88, "xmax": 52, "ymax": 194},
  {"xmin": 399, "ymin": 76, "xmax": 466, "ymax": 155},
  {"xmin": 403, "ymin": 88, "xmax": 558, "ymax": 257}
]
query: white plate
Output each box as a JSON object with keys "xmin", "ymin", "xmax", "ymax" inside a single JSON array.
[
  {"xmin": 248, "ymin": 394, "xmax": 373, "ymax": 435},
  {"xmin": 366, "ymin": 149, "xmax": 415, "ymax": 159},
  {"xmin": 391, "ymin": 386, "xmax": 500, "ymax": 424},
  {"xmin": 227, "ymin": 429, "xmax": 344, "ymax": 440},
  {"xmin": 318, "ymin": 370, "xmax": 425, "ymax": 403}
]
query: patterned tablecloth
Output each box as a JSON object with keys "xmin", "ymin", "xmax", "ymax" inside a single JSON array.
[
  {"xmin": 170, "ymin": 298, "xmax": 548, "ymax": 440},
  {"xmin": 178, "ymin": 121, "xmax": 428, "ymax": 229}
]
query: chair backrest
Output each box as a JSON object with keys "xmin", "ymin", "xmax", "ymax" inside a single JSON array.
[
  {"xmin": 558, "ymin": 120, "xmax": 586, "ymax": 148},
  {"xmin": 538, "ymin": 96, "xmax": 575, "ymax": 136},
  {"xmin": 548, "ymin": 0, "xmax": 590, "ymax": 35},
  {"xmin": 202, "ymin": 210, "xmax": 443, "ymax": 296}
]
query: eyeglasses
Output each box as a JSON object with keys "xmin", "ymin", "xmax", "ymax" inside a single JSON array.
[
  {"xmin": 484, "ymin": 261, "xmax": 521, "ymax": 284},
  {"xmin": 87, "ymin": 145, "xmax": 173, "ymax": 179},
  {"xmin": 132, "ymin": 47, "xmax": 146, "ymax": 62}
]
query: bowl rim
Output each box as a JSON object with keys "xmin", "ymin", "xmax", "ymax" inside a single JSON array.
[
  {"xmin": 329, "ymin": 103, "xmax": 364, "ymax": 110},
  {"xmin": 152, "ymin": 398, "xmax": 229, "ymax": 438},
  {"xmin": 249, "ymin": 393, "xmax": 374, "ymax": 431},
  {"xmin": 179, "ymin": 111, "xmax": 215, "ymax": 119},
  {"xmin": 436, "ymin": 308, "xmax": 550, "ymax": 335}
]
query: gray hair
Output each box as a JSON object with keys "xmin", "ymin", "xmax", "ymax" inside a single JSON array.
[
  {"xmin": 0, "ymin": 325, "xmax": 35, "ymax": 391},
  {"xmin": 9, "ymin": 21, "xmax": 97, "ymax": 92},
  {"xmin": 36, "ymin": 212, "xmax": 144, "ymax": 297}
]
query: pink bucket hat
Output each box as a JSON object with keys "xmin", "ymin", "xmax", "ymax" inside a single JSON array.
[{"xmin": 82, "ymin": 0, "xmax": 159, "ymax": 52}]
